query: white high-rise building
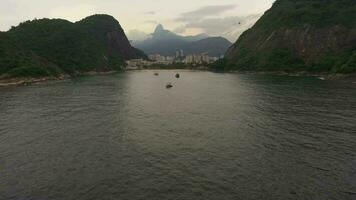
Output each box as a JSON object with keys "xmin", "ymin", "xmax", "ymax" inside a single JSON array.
[
  {"xmin": 175, "ymin": 50, "xmax": 180, "ymax": 58},
  {"xmin": 180, "ymin": 50, "xmax": 184, "ymax": 57}
]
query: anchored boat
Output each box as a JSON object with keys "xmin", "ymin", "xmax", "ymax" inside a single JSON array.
[{"xmin": 166, "ymin": 83, "xmax": 173, "ymax": 89}]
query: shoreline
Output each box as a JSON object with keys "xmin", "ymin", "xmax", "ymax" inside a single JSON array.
[
  {"xmin": 1, "ymin": 70, "xmax": 355, "ymax": 87},
  {"xmin": 212, "ymin": 70, "xmax": 356, "ymax": 82},
  {"xmin": 252, "ymin": 71, "xmax": 356, "ymax": 81},
  {"xmin": 0, "ymin": 71, "xmax": 118, "ymax": 87},
  {"xmin": 0, "ymin": 76, "xmax": 68, "ymax": 87}
]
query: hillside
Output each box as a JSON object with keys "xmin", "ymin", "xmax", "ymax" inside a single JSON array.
[
  {"xmin": 185, "ymin": 37, "xmax": 232, "ymax": 56},
  {"xmin": 133, "ymin": 24, "xmax": 231, "ymax": 57},
  {"xmin": 134, "ymin": 25, "xmax": 189, "ymax": 56},
  {"xmin": 223, "ymin": 0, "xmax": 356, "ymax": 73},
  {"xmin": 7, "ymin": 14, "xmax": 146, "ymax": 75},
  {"xmin": 0, "ymin": 32, "xmax": 61, "ymax": 79}
]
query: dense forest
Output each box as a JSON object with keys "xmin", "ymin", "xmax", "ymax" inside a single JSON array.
[
  {"xmin": 0, "ymin": 32, "xmax": 61, "ymax": 78},
  {"xmin": 0, "ymin": 14, "xmax": 146, "ymax": 79}
]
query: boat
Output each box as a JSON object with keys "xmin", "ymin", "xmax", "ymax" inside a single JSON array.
[
  {"xmin": 166, "ymin": 83, "xmax": 173, "ymax": 89},
  {"xmin": 175, "ymin": 73, "xmax": 180, "ymax": 78}
]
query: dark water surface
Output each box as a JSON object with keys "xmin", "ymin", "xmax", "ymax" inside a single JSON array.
[{"xmin": 0, "ymin": 70, "xmax": 355, "ymax": 200}]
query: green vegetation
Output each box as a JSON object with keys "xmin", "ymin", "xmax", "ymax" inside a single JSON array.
[
  {"xmin": 257, "ymin": 0, "xmax": 356, "ymax": 29},
  {"xmin": 222, "ymin": 0, "xmax": 356, "ymax": 73},
  {"xmin": 0, "ymin": 32, "xmax": 61, "ymax": 78},
  {"xmin": 0, "ymin": 14, "xmax": 146, "ymax": 79}
]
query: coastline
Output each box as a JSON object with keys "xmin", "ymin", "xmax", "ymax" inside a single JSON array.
[
  {"xmin": 265, "ymin": 72, "xmax": 356, "ymax": 81},
  {"xmin": 0, "ymin": 71, "xmax": 118, "ymax": 87},
  {"xmin": 1, "ymin": 69, "xmax": 355, "ymax": 87},
  {"xmin": 215, "ymin": 70, "xmax": 356, "ymax": 82},
  {"xmin": 0, "ymin": 76, "xmax": 68, "ymax": 87}
]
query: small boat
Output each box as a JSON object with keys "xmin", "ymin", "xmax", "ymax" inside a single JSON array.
[
  {"xmin": 166, "ymin": 83, "xmax": 173, "ymax": 89},
  {"xmin": 154, "ymin": 73, "xmax": 159, "ymax": 76},
  {"xmin": 175, "ymin": 73, "xmax": 180, "ymax": 78},
  {"xmin": 318, "ymin": 77, "xmax": 325, "ymax": 80}
]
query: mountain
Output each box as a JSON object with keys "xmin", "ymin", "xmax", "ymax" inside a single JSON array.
[
  {"xmin": 223, "ymin": 0, "xmax": 356, "ymax": 73},
  {"xmin": 221, "ymin": 14, "xmax": 263, "ymax": 43},
  {"xmin": 6, "ymin": 14, "xmax": 146, "ymax": 75},
  {"xmin": 127, "ymin": 29, "xmax": 150, "ymax": 42},
  {"xmin": 184, "ymin": 33, "xmax": 210, "ymax": 42},
  {"xmin": 0, "ymin": 32, "xmax": 61, "ymax": 79},
  {"xmin": 133, "ymin": 24, "xmax": 231, "ymax": 57},
  {"xmin": 185, "ymin": 37, "xmax": 232, "ymax": 57},
  {"xmin": 150, "ymin": 24, "xmax": 185, "ymax": 42}
]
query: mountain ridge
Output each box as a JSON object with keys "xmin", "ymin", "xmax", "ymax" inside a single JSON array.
[{"xmin": 133, "ymin": 24, "xmax": 232, "ymax": 57}]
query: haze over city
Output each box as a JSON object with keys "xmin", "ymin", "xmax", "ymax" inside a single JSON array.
[{"xmin": 0, "ymin": 0, "xmax": 275, "ymax": 41}]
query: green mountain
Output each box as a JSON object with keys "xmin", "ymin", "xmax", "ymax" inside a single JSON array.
[
  {"xmin": 223, "ymin": 0, "xmax": 356, "ymax": 73},
  {"xmin": 0, "ymin": 32, "xmax": 61, "ymax": 79},
  {"xmin": 134, "ymin": 24, "xmax": 231, "ymax": 57},
  {"xmin": 5, "ymin": 14, "xmax": 146, "ymax": 76},
  {"xmin": 187, "ymin": 37, "xmax": 232, "ymax": 57}
]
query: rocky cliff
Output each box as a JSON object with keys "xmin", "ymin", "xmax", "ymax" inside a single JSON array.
[{"xmin": 224, "ymin": 0, "xmax": 356, "ymax": 73}]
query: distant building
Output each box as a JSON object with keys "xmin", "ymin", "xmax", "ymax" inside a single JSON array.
[
  {"xmin": 183, "ymin": 53, "xmax": 218, "ymax": 65},
  {"xmin": 180, "ymin": 49, "xmax": 184, "ymax": 57},
  {"xmin": 126, "ymin": 59, "xmax": 146, "ymax": 69},
  {"xmin": 148, "ymin": 54, "xmax": 174, "ymax": 65},
  {"xmin": 175, "ymin": 49, "xmax": 184, "ymax": 59},
  {"xmin": 128, "ymin": 53, "xmax": 217, "ymax": 68},
  {"xmin": 175, "ymin": 50, "xmax": 180, "ymax": 59}
]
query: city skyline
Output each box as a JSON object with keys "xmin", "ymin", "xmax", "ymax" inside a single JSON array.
[{"xmin": 0, "ymin": 0, "xmax": 275, "ymax": 42}]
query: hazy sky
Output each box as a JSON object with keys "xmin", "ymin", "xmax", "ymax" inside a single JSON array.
[{"xmin": 0, "ymin": 0, "xmax": 275, "ymax": 41}]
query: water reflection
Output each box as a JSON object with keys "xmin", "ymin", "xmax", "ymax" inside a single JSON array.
[{"xmin": 0, "ymin": 71, "xmax": 355, "ymax": 200}]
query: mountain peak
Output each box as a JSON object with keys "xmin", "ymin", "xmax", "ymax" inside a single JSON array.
[
  {"xmin": 79, "ymin": 14, "xmax": 117, "ymax": 23},
  {"xmin": 154, "ymin": 24, "xmax": 165, "ymax": 33},
  {"xmin": 151, "ymin": 24, "xmax": 178, "ymax": 39}
]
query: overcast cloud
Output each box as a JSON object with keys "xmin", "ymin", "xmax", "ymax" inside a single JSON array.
[
  {"xmin": 177, "ymin": 5, "xmax": 237, "ymax": 22},
  {"xmin": 0, "ymin": 0, "xmax": 275, "ymax": 42},
  {"xmin": 174, "ymin": 5, "xmax": 263, "ymax": 42}
]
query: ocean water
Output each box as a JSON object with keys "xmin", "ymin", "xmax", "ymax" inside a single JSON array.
[{"xmin": 0, "ymin": 70, "xmax": 355, "ymax": 200}]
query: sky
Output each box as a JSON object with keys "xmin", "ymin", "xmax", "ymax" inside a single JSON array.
[{"xmin": 0, "ymin": 0, "xmax": 275, "ymax": 42}]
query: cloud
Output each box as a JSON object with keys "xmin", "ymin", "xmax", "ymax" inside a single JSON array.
[
  {"xmin": 177, "ymin": 5, "xmax": 236, "ymax": 22},
  {"xmin": 127, "ymin": 29, "xmax": 151, "ymax": 41},
  {"xmin": 49, "ymin": 4, "xmax": 97, "ymax": 22},
  {"xmin": 173, "ymin": 26, "xmax": 187, "ymax": 34},
  {"xmin": 143, "ymin": 11, "xmax": 156, "ymax": 15},
  {"xmin": 175, "ymin": 14, "xmax": 262, "ymax": 42},
  {"xmin": 172, "ymin": 4, "xmax": 262, "ymax": 42},
  {"xmin": 144, "ymin": 20, "xmax": 158, "ymax": 24}
]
